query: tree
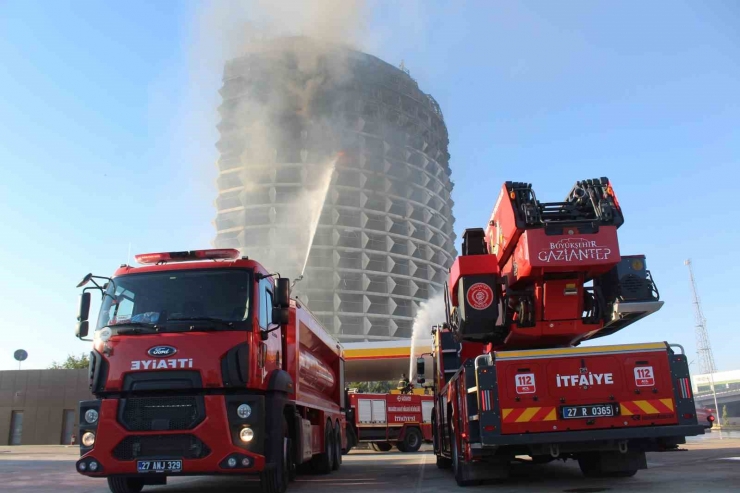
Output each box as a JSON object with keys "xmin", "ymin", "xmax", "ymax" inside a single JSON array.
[
  {"xmin": 722, "ymin": 405, "xmax": 728, "ymax": 425},
  {"xmin": 49, "ymin": 353, "xmax": 89, "ymax": 369}
]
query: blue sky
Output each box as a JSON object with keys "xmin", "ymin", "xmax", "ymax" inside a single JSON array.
[{"xmin": 0, "ymin": 1, "xmax": 738, "ymax": 374}]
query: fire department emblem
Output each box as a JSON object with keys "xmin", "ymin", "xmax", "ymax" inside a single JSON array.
[{"xmin": 467, "ymin": 283, "xmax": 494, "ymax": 310}]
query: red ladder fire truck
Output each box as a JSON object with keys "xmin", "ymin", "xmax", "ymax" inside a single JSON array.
[{"xmin": 424, "ymin": 179, "xmax": 705, "ymax": 485}]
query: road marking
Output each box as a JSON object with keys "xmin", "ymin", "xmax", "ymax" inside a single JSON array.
[
  {"xmin": 719, "ymin": 457, "xmax": 740, "ymax": 461},
  {"xmin": 414, "ymin": 453, "xmax": 427, "ymax": 493}
]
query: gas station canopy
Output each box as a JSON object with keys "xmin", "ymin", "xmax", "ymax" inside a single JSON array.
[{"xmin": 343, "ymin": 339, "xmax": 432, "ymax": 382}]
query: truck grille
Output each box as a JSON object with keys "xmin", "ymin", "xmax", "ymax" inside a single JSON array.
[
  {"xmin": 112, "ymin": 434, "xmax": 210, "ymax": 461},
  {"xmin": 120, "ymin": 396, "xmax": 203, "ymax": 431}
]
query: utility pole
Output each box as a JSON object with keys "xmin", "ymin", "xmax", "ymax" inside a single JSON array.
[{"xmin": 685, "ymin": 259, "xmax": 721, "ymax": 429}]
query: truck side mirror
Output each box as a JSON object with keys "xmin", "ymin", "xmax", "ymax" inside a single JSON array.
[
  {"xmin": 275, "ymin": 278, "xmax": 290, "ymax": 307},
  {"xmin": 272, "ymin": 307, "xmax": 289, "ymax": 326},
  {"xmin": 78, "ymin": 292, "xmax": 91, "ymax": 322},
  {"xmin": 76, "ymin": 320, "xmax": 89, "ymax": 339},
  {"xmin": 416, "ymin": 357, "xmax": 425, "ymax": 378}
]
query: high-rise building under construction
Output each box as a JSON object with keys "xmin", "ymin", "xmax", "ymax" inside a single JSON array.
[{"xmin": 213, "ymin": 38, "xmax": 456, "ymax": 341}]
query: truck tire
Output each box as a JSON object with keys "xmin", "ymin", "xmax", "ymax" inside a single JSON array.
[
  {"xmin": 396, "ymin": 441, "xmax": 407, "ymax": 452},
  {"xmin": 107, "ymin": 477, "xmax": 144, "ymax": 493},
  {"xmin": 452, "ymin": 431, "xmax": 476, "ymax": 486},
  {"xmin": 312, "ymin": 420, "xmax": 334, "ymax": 474},
  {"xmin": 260, "ymin": 418, "xmax": 290, "ymax": 493},
  {"xmin": 332, "ymin": 423, "xmax": 342, "ymax": 470},
  {"xmin": 402, "ymin": 428, "xmax": 422, "ymax": 453}
]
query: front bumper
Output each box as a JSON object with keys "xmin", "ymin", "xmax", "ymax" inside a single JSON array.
[{"xmin": 77, "ymin": 394, "xmax": 266, "ymax": 477}]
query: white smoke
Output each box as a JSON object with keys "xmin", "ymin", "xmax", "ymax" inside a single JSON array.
[
  {"xmin": 409, "ymin": 290, "xmax": 446, "ymax": 380},
  {"xmin": 190, "ymin": 1, "xmax": 370, "ymax": 281}
]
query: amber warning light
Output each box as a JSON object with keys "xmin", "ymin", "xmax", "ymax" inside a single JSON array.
[{"xmin": 134, "ymin": 249, "xmax": 240, "ymax": 265}]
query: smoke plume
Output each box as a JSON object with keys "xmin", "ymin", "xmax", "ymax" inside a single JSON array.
[{"xmin": 193, "ymin": 1, "xmax": 369, "ymax": 281}]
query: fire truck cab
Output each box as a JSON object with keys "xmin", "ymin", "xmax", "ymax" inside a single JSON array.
[{"xmin": 74, "ymin": 249, "xmax": 346, "ymax": 493}]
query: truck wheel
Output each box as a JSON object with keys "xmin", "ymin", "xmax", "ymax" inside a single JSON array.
[
  {"xmin": 260, "ymin": 418, "xmax": 290, "ymax": 493},
  {"xmin": 332, "ymin": 424, "xmax": 342, "ymax": 470},
  {"xmin": 402, "ymin": 428, "xmax": 422, "ymax": 453},
  {"xmin": 312, "ymin": 420, "xmax": 334, "ymax": 474},
  {"xmin": 375, "ymin": 442, "xmax": 392, "ymax": 452},
  {"xmin": 107, "ymin": 477, "xmax": 144, "ymax": 493},
  {"xmin": 396, "ymin": 441, "xmax": 407, "ymax": 452},
  {"xmin": 287, "ymin": 435, "xmax": 297, "ymax": 482},
  {"xmin": 452, "ymin": 432, "xmax": 475, "ymax": 486}
]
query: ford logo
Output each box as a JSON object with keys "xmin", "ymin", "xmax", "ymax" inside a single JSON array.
[{"xmin": 148, "ymin": 346, "xmax": 177, "ymax": 358}]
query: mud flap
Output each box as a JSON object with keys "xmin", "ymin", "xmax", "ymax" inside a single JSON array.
[
  {"xmin": 579, "ymin": 450, "xmax": 647, "ymax": 477},
  {"xmin": 457, "ymin": 459, "xmax": 509, "ymax": 485}
]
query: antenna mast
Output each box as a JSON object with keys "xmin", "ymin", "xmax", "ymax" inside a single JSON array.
[{"xmin": 685, "ymin": 259, "xmax": 717, "ymax": 374}]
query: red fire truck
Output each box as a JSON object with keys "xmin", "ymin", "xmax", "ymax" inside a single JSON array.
[
  {"xmin": 425, "ymin": 179, "xmax": 705, "ymax": 485},
  {"xmin": 346, "ymin": 393, "xmax": 433, "ymax": 452},
  {"xmin": 74, "ymin": 249, "xmax": 346, "ymax": 493}
]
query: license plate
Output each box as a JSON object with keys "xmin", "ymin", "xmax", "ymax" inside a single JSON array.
[
  {"xmin": 137, "ymin": 460, "xmax": 182, "ymax": 473},
  {"xmin": 561, "ymin": 404, "xmax": 616, "ymax": 419}
]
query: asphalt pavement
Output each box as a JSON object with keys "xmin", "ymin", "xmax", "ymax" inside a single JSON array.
[{"xmin": 2, "ymin": 433, "xmax": 739, "ymax": 493}]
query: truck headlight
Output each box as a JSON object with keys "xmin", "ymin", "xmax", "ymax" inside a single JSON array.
[
  {"xmin": 84, "ymin": 409, "xmax": 99, "ymax": 424},
  {"xmin": 237, "ymin": 403, "xmax": 252, "ymax": 419},
  {"xmin": 82, "ymin": 432, "xmax": 96, "ymax": 447},
  {"xmin": 99, "ymin": 327, "xmax": 112, "ymax": 342},
  {"xmin": 239, "ymin": 427, "xmax": 254, "ymax": 442}
]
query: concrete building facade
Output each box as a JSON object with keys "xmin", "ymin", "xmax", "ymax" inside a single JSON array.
[
  {"xmin": 0, "ymin": 369, "xmax": 91, "ymax": 446},
  {"xmin": 213, "ymin": 38, "xmax": 456, "ymax": 341}
]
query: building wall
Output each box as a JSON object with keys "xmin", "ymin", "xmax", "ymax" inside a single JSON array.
[
  {"xmin": 213, "ymin": 38, "xmax": 456, "ymax": 342},
  {"xmin": 0, "ymin": 369, "xmax": 91, "ymax": 445}
]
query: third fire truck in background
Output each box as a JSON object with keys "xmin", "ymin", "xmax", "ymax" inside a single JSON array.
[
  {"xmin": 424, "ymin": 178, "xmax": 705, "ymax": 485},
  {"xmin": 346, "ymin": 392, "xmax": 433, "ymax": 452}
]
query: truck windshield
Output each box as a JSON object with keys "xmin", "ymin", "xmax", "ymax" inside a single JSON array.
[{"xmin": 96, "ymin": 269, "xmax": 251, "ymax": 331}]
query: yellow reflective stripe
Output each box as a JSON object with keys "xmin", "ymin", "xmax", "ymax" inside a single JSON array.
[
  {"xmin": 495, "ymin": 342, "xmax": 666, "ymax": 360},
  {"xmin": 502, "ymin": 408, "xmax": 513, "ymax": 419},
  {"xmin": 516, "ymin": 407, "xmax": 540, "ymax": 423},
  {"xmin": 620, "ymin": 404, "xmax": 633, "ymax": 416},
  {"xmin": 634, "ymin": 400, "xmax": 659, "ymax": 414},
  {"xmin": 543, "ymin": 409, "xmax": 557, "ymax": 421},
  {"xmin": 660, "ymin": 398, "xmax": 674, "ymax": 411}
]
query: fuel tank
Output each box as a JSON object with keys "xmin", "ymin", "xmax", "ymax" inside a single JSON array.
[{"xmin": 298, "ymin": 349, "xmax": 336, "ymax": 397}]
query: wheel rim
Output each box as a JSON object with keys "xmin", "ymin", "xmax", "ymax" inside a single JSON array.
[
  {"xmin": 408, "ymin": 432, "xmax": 420, "ymax": 448},
  {"xmin": 327, "ymin": 429, "xmax": 334, "ymax": 467}
]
